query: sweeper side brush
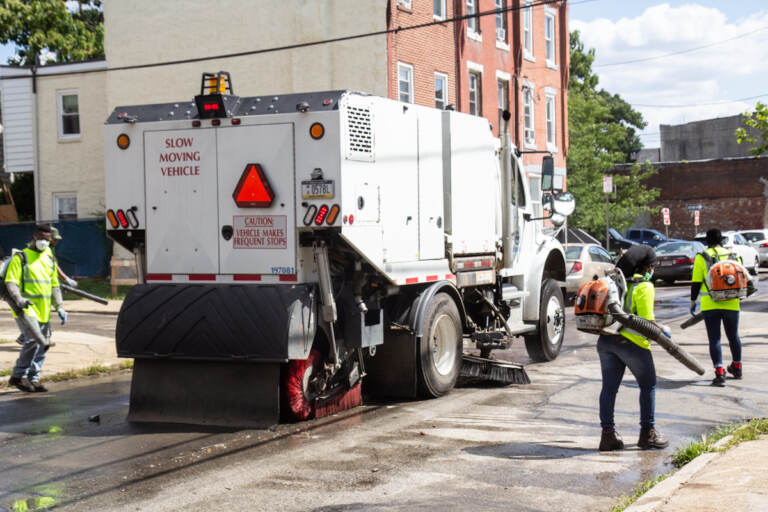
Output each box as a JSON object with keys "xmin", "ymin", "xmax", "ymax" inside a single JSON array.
[{"xmin": 460, "ymin": 354, "xmax": 531, "ymax": 385}]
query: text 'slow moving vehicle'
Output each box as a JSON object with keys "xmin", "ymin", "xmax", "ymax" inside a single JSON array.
[
  {"xmin": 738, "ymin": 229, "xmax": 768, "ymax": 267},
  {"xmin": 694, "ymin": 231, "xmax": 760, "ymax": 276},
  {"xmin": 565, "ymin": 243, "xmax": 614, "ymax": 295},
  {"xmin": 653, "ymin": 240, "xmax": 706, "ymax": 284}
]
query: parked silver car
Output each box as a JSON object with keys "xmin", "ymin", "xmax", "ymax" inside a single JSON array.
[
  {"xmin": 738, "ymin": 229, "xmax": 768, "ymax": 267},
  {"xmin": 565, "ymin": 243, "xmax": 615, "ymax": 295}
]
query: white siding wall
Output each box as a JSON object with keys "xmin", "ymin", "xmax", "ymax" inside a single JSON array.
[{"xmin": 0, "ymin": 70, "xmax": 35, "ymax": 173}]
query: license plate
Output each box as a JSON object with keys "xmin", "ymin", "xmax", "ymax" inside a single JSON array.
[
  {"xmin": 301, "ymin": 180, "xmax": 334, "ymax": 199},
  {"xmin": 661, "ymin": 260, "xmax": 674, "ymax": 266}
]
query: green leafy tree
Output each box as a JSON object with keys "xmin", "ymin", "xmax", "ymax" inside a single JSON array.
[
  {"xmin": 735, "ymin": 102, "xmax": 768, "ymax": 156},
  {"xmin": 566, "ymin": 31, "xmax": 659, "ymax": 236},
  {"xmin": 0, "ymin": 0, "xmax": 103, "ymax": 66}
]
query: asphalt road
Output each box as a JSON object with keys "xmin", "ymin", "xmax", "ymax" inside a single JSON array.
[{"xmin": 1, "ymin": 276, "xmax": 767, "ymax": 511}]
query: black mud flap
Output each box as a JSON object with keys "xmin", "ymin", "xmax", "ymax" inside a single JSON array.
[
  {"xmin": 363, "ymin": 330, "xmax": 418, "ymax": 398},
  {"xmin": 116, "ymin": 283, "xmax": 315, "ymax": 361},
  {"xmin": 128, "ymin": 358, "xmax": 280, "ymax": 428}
]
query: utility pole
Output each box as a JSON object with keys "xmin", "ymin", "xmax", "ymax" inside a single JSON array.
[{"xmin": 603, "ymin": 175, "xmax": 612, "ymax": 252}]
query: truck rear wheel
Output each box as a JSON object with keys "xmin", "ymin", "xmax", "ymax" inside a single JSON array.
[
  {"xmin": 524, "ymin": 279, "xmax": 565, "ymax": 362},
  {"xmin": 417, "ymin": 293, "xmax": 462, "ymax": 398}
]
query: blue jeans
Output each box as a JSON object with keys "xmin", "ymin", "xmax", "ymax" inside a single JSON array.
[
  {"xmin": 702, "ymin": 309, "xmax": 741, "ymax": 367},
  {"xmin": 597, "ymin": 335, "xmax": 657, "ymax": 430},
  {"xmin": 12, "ymin": 318, "xmax": 51, "ymax": 382}
]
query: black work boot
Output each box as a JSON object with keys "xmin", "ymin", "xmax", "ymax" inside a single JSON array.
[
  {"xmin": 727, "ymin": 363, "xmax": 742, "ymax": 380},
  {"xmin": 8, "ymin": 376, "xmax": 36, "ymax": 393},
  {"xmin": 599, "ymin": 429, "xmax": 625, "ymax": 451},
  {"xmin": 712, "ymin": 368, "xmax": 726, "ymax": 387},
  {"xmin": 638, "ymin": 427, "xmax": 669, "ymax": 450},
  {"xmin": 30, "ymin": 381, "xmax": 48, "ymax": 393}
]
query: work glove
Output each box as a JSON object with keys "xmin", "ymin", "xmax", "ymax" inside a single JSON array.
[
  {"xmin": 689, "ymin": 300, "xmax": 697, "ymax": 316},
  {"xmin": 57, "ymin": 308, "xmax": 67, "ymax": 325},
  {"xmin": 65, "ymin": 277, "xmax": 78, "ymax": 288},
  {"xmin": 17, "ymin": 299, "xmax": 33, "ymax": 310}
]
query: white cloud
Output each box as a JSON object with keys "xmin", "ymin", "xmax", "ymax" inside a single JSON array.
[{"xmin": 571, "ymin": 3, "xmax": 768, "ymax": 146}]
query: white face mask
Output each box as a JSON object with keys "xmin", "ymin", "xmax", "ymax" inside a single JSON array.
[{"xmin": 35, "ymin": 239, "xmax": 50, "ymax": 251}]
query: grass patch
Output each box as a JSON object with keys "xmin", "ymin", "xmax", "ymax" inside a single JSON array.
[
  {"xmin": 0, "ymin": 338, "xmax": 15, "ymax": 343},
  {"xmin": 0, "ymin": 359, "xmax": 133, "ymax": 387},
  {"xmin": 0, "ymin": 369, "xmax": 11, "ymax": 377},
  {"xmin": 611, "ymin": 473, "xmax": 669, "ymax": 512},
  {"xmin": 62, "ymin": 278, "xmax": 132, "ymax": 300},
  {"xmin": 671, "ymin": 422, "xmax": 751, "ymax": 467}
]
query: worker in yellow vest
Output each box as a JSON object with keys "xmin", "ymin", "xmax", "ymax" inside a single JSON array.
[
  {"xmin": 690, "ymin": 228, "xmax": 742, "ymax": 387},
  {"xmin": 4, "ymin": 224, "xmax": 67, "ymax": 393}
]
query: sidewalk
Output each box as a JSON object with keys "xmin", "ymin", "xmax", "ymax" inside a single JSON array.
[
  {"xmin": 626, "ymin": 436, "xmax": 768, "ymax": 511},
  {"xmin": 0, "ymin": 298, "xmax": 123, "ymax": 383}
]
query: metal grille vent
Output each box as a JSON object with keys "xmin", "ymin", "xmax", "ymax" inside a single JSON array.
[{"xmin": 345, "ymin": 105, "xmax": 374, "ymax": 161}]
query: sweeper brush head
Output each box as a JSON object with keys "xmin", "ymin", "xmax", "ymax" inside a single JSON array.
[{"xmin": 460, "ymin": 355, "xmax": 531, "ymax": 385}]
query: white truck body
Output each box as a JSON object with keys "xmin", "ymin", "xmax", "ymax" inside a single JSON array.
[{"xmin": 104, "ymin": 85, "xmax": 570, "ymax": 427}]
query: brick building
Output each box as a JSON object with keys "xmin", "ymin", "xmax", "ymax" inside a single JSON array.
[
  {"xmin": 639, "ymin": 158, "xmax": 768, "ymax": 239},
  {"xmin": 388, "ymin": 0, "xmax": 569, "ymax": 174}
]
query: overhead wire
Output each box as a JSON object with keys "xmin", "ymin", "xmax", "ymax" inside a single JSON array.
[{"xmin": 0, "ymin": 0, "xmax": 566, "ymax": 81}]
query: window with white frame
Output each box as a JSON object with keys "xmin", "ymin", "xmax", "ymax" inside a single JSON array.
[
  {"xmin": 434, "ymin": 0, "xmax": 446, "ymax": 19},
  {"xmin": 54, "ymin": 193, "xmax": 77, "ymax": 220},
  {"xmin": 523, "ymin": 1, "xmax": 533, "ymax": 58},
  {"xmin": 545, "ymin": 9, "xmax": 556, "ymax": 66},
  {"xmin": 523, "ymin": 86, "xmax": 535, "ymax": 146},
  {"xmin": 469, "ymin": 71, "xmax": 481, "ymax": 116},
  {"xmin": 495, "ymin": 0, "xmax": 507, "ymax": 42},
  {"xmin": 398, "ymin": 63, "xmax": 414, "ymax": 104},
  {"xmin": 467, "ymin": 0, "xmax": 479, "ymax": 34},
  {"xmin": 497, "ymin": 80, "xmax": 509, "ymax": 132},
  {"xmin": 57, "ymin": 90, "xmax": 80, "ymax": 139},
  {"xmin": 546, "ymin": 93, "xmax": 556, "ymax": 149},
  {"xmin": 397, "ymin": 0, "xmax": 412, "ymax": 9},
  {"xmin": 435, "ymin": 73, "xmax": 448, "ymax": 110}
]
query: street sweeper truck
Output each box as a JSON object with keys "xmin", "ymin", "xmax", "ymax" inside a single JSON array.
[{"xmin": 104, "ymin": 72, "xmax": 576, "ymax": 427}]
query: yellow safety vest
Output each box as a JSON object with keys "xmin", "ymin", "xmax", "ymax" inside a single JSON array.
[{"xmin": 4, "ymin": 247, "xmax": 59, "ymax": 323}]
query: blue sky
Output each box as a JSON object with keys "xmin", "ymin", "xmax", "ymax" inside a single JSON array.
[{"xmin": 570, "ymin": 1, "xmax": 768, "ymax": 147}]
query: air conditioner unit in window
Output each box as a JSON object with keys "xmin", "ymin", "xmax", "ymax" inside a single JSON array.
[{"xmin": 496, "ymin": 28, "xmax": 506, "ymax": 41}]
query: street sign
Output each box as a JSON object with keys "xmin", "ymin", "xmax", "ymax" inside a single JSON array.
[
  {"xmin": 694, "ymin": 210, "xmax": 700, "ymax": 226},
  {"xmin": 603, "ymin": 175, "xmax": 612, "ymax": 194},
  {"xmin": 662, "ymin": 207, "xmax": 670, "ymax": 226}
]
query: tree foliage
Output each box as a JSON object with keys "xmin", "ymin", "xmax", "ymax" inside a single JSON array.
[
  {"xmin": 0, "ymin": 0, "xmax": 103, "ymax": 65},
  {"xmin": 566, "ymin": 31, "xmax": 659, "ymax": 236},
  {"xmin": 735, "ymin": 102, "xmax": 768, "ymax": 156}
]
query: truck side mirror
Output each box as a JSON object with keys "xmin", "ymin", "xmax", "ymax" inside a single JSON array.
[{"xmin": 541, "ymin": 155, "xmax": 554, "ymax": 191}]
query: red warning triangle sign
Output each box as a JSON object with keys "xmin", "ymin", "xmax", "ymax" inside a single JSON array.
[{"xmin": 232, "ymin": 163, "xmax": 275, "ymax": 207}]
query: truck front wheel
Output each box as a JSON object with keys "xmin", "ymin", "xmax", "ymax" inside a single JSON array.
[
  {"xmin": 524, "ymin": 279, "xmax": 565, "ymax": 362},
  {"xmin": 417, "ymin": 293, "xmax": 462, "ymax": 398}
]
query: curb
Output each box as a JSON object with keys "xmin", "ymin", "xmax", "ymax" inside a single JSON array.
[{"xmin": 624, "ymin": 428, "xmax": 744, "ymax": 512}]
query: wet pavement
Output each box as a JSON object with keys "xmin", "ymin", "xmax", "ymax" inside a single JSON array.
[{"xmin": 1, "ymin": 276, "xmax": 767, "ymax": 511}]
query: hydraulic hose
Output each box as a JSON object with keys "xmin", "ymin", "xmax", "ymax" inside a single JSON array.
[{"xmin": 607, "ymin": 303, "xmax": 705, "ymax": 375}]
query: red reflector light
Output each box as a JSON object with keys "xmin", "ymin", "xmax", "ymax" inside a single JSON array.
[
  {"xmin": 212, "ymin": 119, "xmax": 221, "ymax": 126},
  {"xmin": 116, "ymin": 209, "xmax": 129, "ymax": 228},
  {"xmin": 674, "ymin": 257, "xmax": 694, "ymax": 265},
  {"xmin": 303, "ymin": 205, "xmax": 317, "ymax": 226},
  {"xmin": 314, "ymin": 205, "xmax": 329, "ymax": 225},
  {"xmin": 233, "ymin": 163, "xmax": 275, "ymax": 207},
  {"xmin": 232, "ymin": 118, "xmax": 241, "ymax": 125},
  {"xmin": 569, "ymin": 261, "xmax": 583, "ymax": 273},
  {"xmin": 348, "ymin": 214, "xmax": 354, "ymax": 225},
  {"xmin": 189, "ymin": 274, "xmax": 216, "ymax": 281},
  {"xmin": 192, "ymin": 120, "xmax": 201, "ymax": 127},
  {"xmin": 203, "ymin": 102, "xmax": 220, "ymax": 111}
]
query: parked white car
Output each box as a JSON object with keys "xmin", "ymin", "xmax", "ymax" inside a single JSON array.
[
  {"xmin": 694, "ymin": 231, "xmax": 760, "ymax": 275},
  {"xmin": 738, "ymin": 229, "xmax": 768, "ymax": 267},
  {"xmin": 565, "ymin": 243, "xmax": 615, "ymax": 295}
]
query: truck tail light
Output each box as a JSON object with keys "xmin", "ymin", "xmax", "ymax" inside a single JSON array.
[
  {"xmin": 326, "ymin": 204, "xmax": 340, "ymax": 224},
  {"xmin": 116, "ymin": 209, "xmax": 129, "ymax": 228},
  {"xmin": 303, "ymin": 205, "xmax": 317, "ymax": 226},
  {"xmin": 569, "ymin": 261, "xmax": 582, "ymax": 273},
  {"xmin": 107, "ymin": 210, "xmax": 119, "ymax": 228},
  {"xmin": 314, "ymin": 205, "xmax": 329, "ymax": 225},
  {"xmin": 126, "ymin": 209, "xmax": 139, "ymax": 228}
]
